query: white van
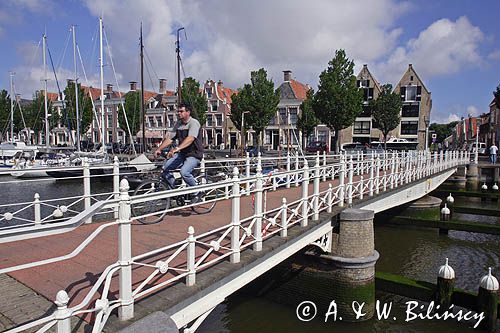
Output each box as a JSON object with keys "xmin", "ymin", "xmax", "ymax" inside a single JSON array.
[{"xmin": 469, "ymin": 142, "xmax": 487, "ymax": 155}]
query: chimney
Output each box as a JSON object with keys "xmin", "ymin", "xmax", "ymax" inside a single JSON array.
[
  {"xmin": 67, "ymin": 79, "xmax": 74, "ymax": 86},
  {"xmin": 159, "ymin": 79, "xmax": 167, "ymax": 94},
  {"xmin": 129, "ymin": 81, "xmax": 137, "ymax": 91},
  {"xmin": 283, "ymin": 70, "xmax": 292, "ymax": 82},
  {"xmin": 218, "ymin": 80, "xmax": 223, "ymax": 86},
  {"xmin": 106, "ymin": 84, "xmax": 113, "ymax": 93}
]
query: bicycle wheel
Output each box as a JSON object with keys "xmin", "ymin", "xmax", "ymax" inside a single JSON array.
[
  {"xmin": 131, "ymin": 179, "xmax": 171, "ymax": 224},
  {"xmin": 191, "ymin": 175, "xmax": 222, "ymax": 214}
]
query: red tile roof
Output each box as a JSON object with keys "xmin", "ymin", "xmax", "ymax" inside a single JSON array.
[
  {"xmin": 289, "ymin": 79, "xmax": 310, "ymax": 100},
  {"xmin": 45, "ymin": 92, "xmax": 59, "ymax": 102},
  {"xmin": 217, "ymin": 85, "xmax": 236, "ymax": 104}
]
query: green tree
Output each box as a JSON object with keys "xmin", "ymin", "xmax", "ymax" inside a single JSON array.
[
  {"xmin": 0, "ymin": 90, "xmax": 11, "ymax": 140},
  {"xmin": 122, "ymin": 90, "xmax": 141, "ymax": 138},
  {"xmin": 494, "ymin": 84, "xmax": 500, "ymax": 109},
  {"xmin": 370, "ymin": 84, "xmax": 402, "ymax": 150},
  {"xmin": 231, "ymin": 68, "xmax": 280, "ymax": 148},
  {"xmin": 229, "ymin": 84, "xmax": 252, "ymax": 132},
  {"xmin": 64, "ymin": 81, "xmax": 93, "ymax": 136},
  {"xmin": 23, "ymin": 92, "xmax": 58, "ymax": 133},
  {"xmin": 429, "ymin": 121, "xmax": 459, "ymax": 143},
  {"xmin": 297, "ymin": 89, "xmax": 319, "ymax": 149},
  {"xmin": 312, "ymin": 49, "xmax": 363, "ymax": 152},
  {"xmin": 181, "ymin": 77, "xmax": 207, "ymax": 125}
]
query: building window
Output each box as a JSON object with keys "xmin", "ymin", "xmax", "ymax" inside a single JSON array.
[
  {"xmin": 353, "ymin": 121, "xmax": 370, "ymax": 134},
  {"xmin": 148, "ymin": 116, "xmax": 155, "ymax": 127},
  {"xmin": 269, "ymin": 116, "xmax": 276, "ymax": 125},
  {"xmin": 318, "ymin": 130, "xmax": 327, "ymax": 142},
  {"xmin": 360, "ymin": 105, "xmax": 372, "ymax": 117},
  {"xmin": 205, "ymin": 87, "xmax": 212, "ymax": 98},
  {"xmin": 156, "ymin": 116, "xmax": 163, "ymax": 127},
  {"xmin": 211, "ymin": 101, "xmax": 218, "ymax": 111},
  {"xmin": 215, "ymin": 114, "xmax": 223, "ymax": 127},
  {"xmin": 206, "ymin": 115, "xmax": 213, "ymax": 126},
  {"xmin": 401, "ymin": 104, "xmax": 419, "ymax": 117},
  {"xmin": 405, "ymin": 86, "xmax": 417, "ymax": 101},
  {"xmin": 107, "ymin": 115, "xmax": 113, "ymax": 128},
  {"xmin": 289, "ymin": 108, "xmax": 298, "ymax": 125},
  {"xmin": 401, "ymin": 121, "xmax": 418, "ymax": 135},
  {"xmin": 265, "ymin": 130, "xmax": 271, "ymax": 144},
  {"xmin": 357, "ymin": 79, "xmax": 370, "ymax": 88},
  {"xmin": 363, "ymin": 88, "xmax": 374, "ymax": 102},
  {"xmin": 168, "ymin": 115, "xmax": 174, "ymax": 127},
  {"xmin": 278, "ymin": 108, "xmax": 287, "ymax": 125}
]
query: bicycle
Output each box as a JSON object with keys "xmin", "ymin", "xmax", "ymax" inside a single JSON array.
[{"xmin": 131, "ymin": 168, "xmax": 224, "ymax": 225}]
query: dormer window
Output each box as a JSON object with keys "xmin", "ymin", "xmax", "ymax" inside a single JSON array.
[
  {"xmin": 357, "ymin": 79, "xmax": 370, "ymax": 88},
  {"xmin": 401, "ymin": 85, "xmax": 422, "ymax": 102},
  {"xmin": 205, "ymin": 87, "xmax": 212, "ymax": 98}
]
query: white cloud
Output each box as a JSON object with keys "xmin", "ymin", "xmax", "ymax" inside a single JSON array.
[
  {"xmin": 466, "ymin": 105, "xmax": 479, "ymax": 117},
  {"xmin": 447, "ymin": 114, "xmax": 461, "ymax": 122},
  {"xmin": 487, "ymin": 50, "xmax": 500, "ymax": 60},
  {"xmin": 375, "ymin": 16, "xmax": 485, "ymax": 83},
  {"xmin": 79, "ymin": 0, "xmax": 411, "ymax": 91}
]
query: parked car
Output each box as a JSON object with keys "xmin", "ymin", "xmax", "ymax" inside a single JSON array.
[
  {"xmin": 469, "ymin": 142, "xmax": 487, "ymax": 155},
  {"xmin": 306, "ymin": 141, "xmax": 329, "ymax": 154}
]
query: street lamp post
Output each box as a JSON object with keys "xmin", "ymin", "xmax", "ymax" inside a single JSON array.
[
  {"xmin": 240, "ymin": 111, "xmax": 249, "ymax": 157},
  {"xmin": 474, "ymin": 120, "xmax": 479, "ymax": 164},
  {"xmin": 424, "ymin": 116, "xmax": 430, "ymax": 151}
]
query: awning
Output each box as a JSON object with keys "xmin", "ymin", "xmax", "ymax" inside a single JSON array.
[{"xmin": 136, "ymin": 130, "xmax": 166, "ymax": 139}]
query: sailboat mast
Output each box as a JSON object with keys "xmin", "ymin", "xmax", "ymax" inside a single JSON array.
[
  {"xmin": 99, "ymin": 17, "xmax": 105, "ymax": 149},
  {"xmin": 72, "ymin": 25, "xmax": 80, "ymax": 152},
  {"xmin": 140, "ymin": 23, "xmax": 145, "ymax": 153},
  {"xmin": 176, "ymin": 27, "xmax": 184, "ymax": 107},
  {"xmin": 42, "ymin": 33, "xmax": 49, "ymax": 148},
  {"xmin": 9, "ymin": 72, "xmax": 14, "ymax": 142}
]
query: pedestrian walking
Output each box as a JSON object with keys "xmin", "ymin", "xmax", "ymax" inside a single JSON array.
[{"xmin": 489, "ymin": 143, "xmax": 498, "ymax": 164}]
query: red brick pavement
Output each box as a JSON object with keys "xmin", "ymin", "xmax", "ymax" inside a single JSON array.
[{"xmin": 0, "ymin": 175, "xmax": 354, "ymax": 320}]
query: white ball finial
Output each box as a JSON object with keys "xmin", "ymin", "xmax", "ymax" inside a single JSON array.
[
  {"xmin": 479, "ymin": 267, "xmax": 499, "ymax": 291},
  {"xmin": 492, "ymin": 183, "xmax": 499, "ymax": 191},
  {"xmin": 481, "ymin": 183, "xmax": 488, "ymax": 190},
  {"xmin": 55, "ymin": 290, "xmax": 69, "ymax": 306},
  {"xmin": 438, "ymin": 258, "xmax": 455, "ymax": 279},
  {"xmin": 120, "ymin": 178, "xmax": 130, "ymax": 192},
  {"xmin": 446, "ymin": 193, "xmax": 454, "ymax": 204},
  {"xmin": 441, "ymin": 204, "xmax": 450, "ymax": 215}
]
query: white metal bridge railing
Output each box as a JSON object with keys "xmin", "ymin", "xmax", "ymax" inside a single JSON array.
[{"xmin": 0, "ymin": 149, "xmax": 469, "ymax": 333}]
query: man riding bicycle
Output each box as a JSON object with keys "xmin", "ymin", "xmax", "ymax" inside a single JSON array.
[{"xmin": 154, "ymin": 103, "xmax": 204, "ymax": 202}]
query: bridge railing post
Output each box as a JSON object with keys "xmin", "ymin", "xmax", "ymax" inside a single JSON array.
[
  {"xmin": 390, "ymin": 152, "xmax": 395, "ymax": 189},
  {"xmin": 280, "ymin": 198, "xmax": 288, "ymax": 237},
  {"xmin": 200, "ymin": 156, "xmax": 206, "ymax": 183},
  {"xmin": 327, "ymin": 184, "xmax": 333, "ymax": 213},
  {"xmin": 34, "ymin": 193, "xmax": 41, "ymax": 225},
  {"xmin": 55, "ymin": 290, "xmax": 71, "ymax": 333},
  {"xmin": 294, "ymin": 153, "xmax": 300, "ymax": 187},
  {"xmin": 383, "ymin": 170, "xmax": 387, "ymax": 192},
  {"xmin": 83, "ymin": 158, "xmax": 91, "ymax": 224},
  {"xmin": 113, "ymin": 156, "xmax": 120, "ymax": 219},
  {"xmin": 118, "ymin": 179, "xmax": 134, "ymax": 320},
  {"xmin": 254, "ymin": 162, "xmax": 263, "ymax": 251},
  {"xmin": 399, "ymin": 152, "xmax": 404, "ymax": 186},
  {"xmin": 245, "ymin": 152, "xmax": 251, "ymax": 196},
  {"xmin": 230, "ymin": 167, "xmax": 241, "ymax": 263},
  {"xmin": 369, "ymin": 153, "xmax": 374, "ymax": 196},
  {"xmin": 313, "ymin": 153, "xmax": 320, "ymax": 220},
  {"xmin": 375, "ymin": 156, "xmax": 380, "ymax": 195},
  {"xmin": 322, "ymin": 151, "xmax": 327, "ymax": 181},
  {"xmin": 359, "ymin": 176, "xmax": 364, "ymax": 200},
  {"xmin": 186, "ymin": 226, "xmax": 196, "ymax": 286},
  {"xmin": 301, "ymin": 160, "xmax": 310, "ymax": 226},
  {"xmin": 339, "ymin": 154, "xmax": 345, "ymax": 207},
  {"xmin": 347, "ymin": 156, "xmax": 354, "ymax": 205},
  {"xmin": 286, "ymin": 152, "xmax": 291, "ymax": 189}
]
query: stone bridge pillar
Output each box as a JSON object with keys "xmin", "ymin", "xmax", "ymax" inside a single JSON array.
[{"xmin": 326, "ymin": 208, "xmax": 379, "ymax": 321}]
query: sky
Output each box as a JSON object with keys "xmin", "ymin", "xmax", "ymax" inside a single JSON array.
[{"xmin": 0, "ymin": 0, "xmax": 498, "ymax": 124}]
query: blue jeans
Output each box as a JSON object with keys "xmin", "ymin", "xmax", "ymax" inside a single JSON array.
[
  {"xmin": 162, "ymin": 154, "xmax": 200, "ymax": 188},
  {"xmin": 491, "ymin": 154, "xmax": 497, "ymax": 164}
]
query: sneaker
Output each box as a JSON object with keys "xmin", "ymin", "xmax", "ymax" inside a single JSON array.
[{"xmin": 191, "ymin": 191, "xmax": 205, "ymax": 204}]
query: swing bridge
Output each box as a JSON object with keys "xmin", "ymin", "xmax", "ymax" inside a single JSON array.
[{"xmin": 0, "ymin": 149, "xmax": 468, "ymax": 332}]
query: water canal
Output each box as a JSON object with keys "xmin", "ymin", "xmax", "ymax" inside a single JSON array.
[{"xmin": 198, "ymin": 189, "xmax": 500, "ymax": 332}]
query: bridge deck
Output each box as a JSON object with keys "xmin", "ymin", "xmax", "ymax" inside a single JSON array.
[{"xmin": 0, "ymin": 178, "xmax": 338, "ymax": 330}]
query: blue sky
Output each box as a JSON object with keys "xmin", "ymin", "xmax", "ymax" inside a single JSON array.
[{"xmin": 0, "ymin": 0, "xmax": 499, "ymax": 124}]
